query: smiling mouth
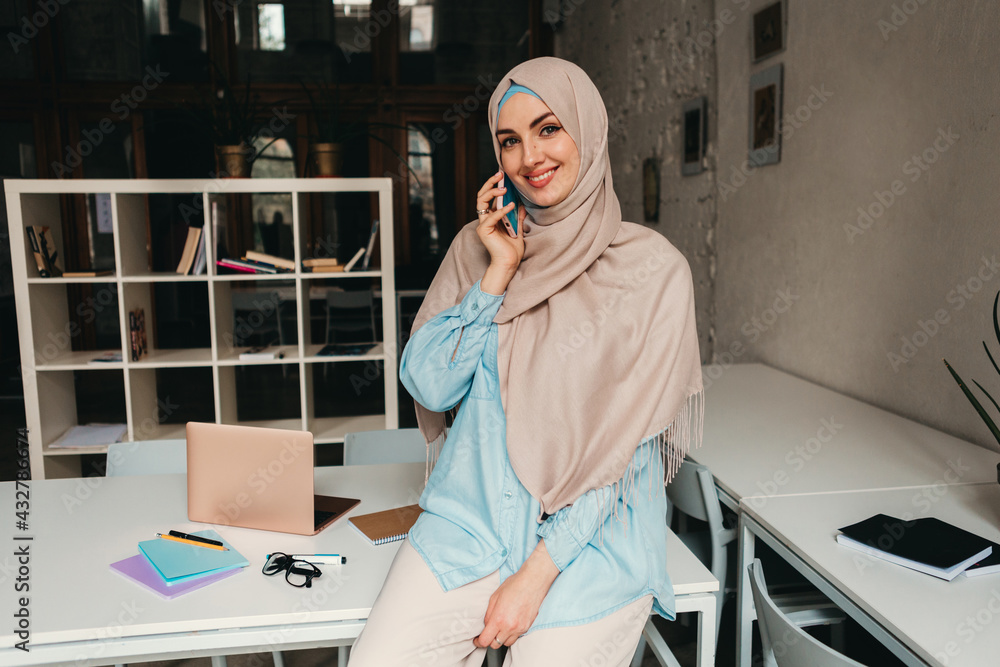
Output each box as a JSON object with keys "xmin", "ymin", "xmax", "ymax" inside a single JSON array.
[{"xmin": 525, "ymin": 167, "xmax": 558, "ymax": 187}]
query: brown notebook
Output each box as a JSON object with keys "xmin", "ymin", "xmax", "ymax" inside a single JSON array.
[{"xmin": 348, "ymin": 504, "xmax": 423, "ymax": 545}]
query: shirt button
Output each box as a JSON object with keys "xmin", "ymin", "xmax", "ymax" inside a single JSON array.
[
  {"xmin": 504, "ymin": 490, "xmax": 513, "ymax": 499},
  {"xmin": 501, "ymin": 548, "xmax": 508, "ymax": 557}
]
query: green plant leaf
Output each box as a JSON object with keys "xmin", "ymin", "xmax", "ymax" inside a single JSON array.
[
  {"xmin": 943, "ymin": 358, "xmax": 1000, "ymax": 450},
  {"xmin": 993, "ymin": 290, "xmax": 1000, "ymax": 348},
  {"xmin": 972, "ymin": 378, "xmax": 1000, "ymax": 417},
  {"xmin": 984, "ymin": 341, "xmax": 1000, "ymax": 378}
]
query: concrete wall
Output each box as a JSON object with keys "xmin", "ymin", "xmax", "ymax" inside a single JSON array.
[
  {"xmin": 556, "ymin": 0, "xmax": 719, "ymax": 363},
  {"xmin": 559, "ymin": 0, "xmax": 1000, "ymax": 451},
  {"xmin": 712, "ymin": 0, "xmax": 999, "ymax": 450}
]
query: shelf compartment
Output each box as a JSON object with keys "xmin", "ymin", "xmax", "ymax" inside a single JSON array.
[
  {"xmin": 121, "ymin": 281, "xmax": 212, "ymax": 361},
  {"xmin": 118, "ymin": 192, "xmax": 211, "ymax": 277},
  {"xmin": 28, "ymin": 281, "xmax": 121, "ymax": 368},
  {"xmin": 38, "ymin": 369, "xmax": 127, "ymax": 454},
  {"xmin": 304, "ymin": 360, "xmax": 385, "ymax": 443},
  {"xmin": 213, "ymin": 280, "xmax": 298, "ymax": 354},
  {"xmin": 218, "ymin": 364, "xmax": 303, "ymax": 426},
  {"xmin": 217, "ymin": 346, "xmax": 300, "ymax": 365},
  {"xmin": 304, "ymin": 278, "xmax": 381, "ymax": 348},
  {"xmin": 128, "ymin": 367, "xmax": 215, "ymax": 440},
  {"xmin": 16, "ymin": 193, "xmax": 70, "ymax": 279}
]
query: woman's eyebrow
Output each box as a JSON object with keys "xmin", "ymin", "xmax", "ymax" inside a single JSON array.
[{"xmin": 496, "ymin": 112, "xmax": 556, "ymax": 137}]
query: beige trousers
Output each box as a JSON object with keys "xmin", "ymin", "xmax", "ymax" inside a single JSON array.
[{"xmin": 347, "ymin": 539, "xmax": 653, "ymax": 667}]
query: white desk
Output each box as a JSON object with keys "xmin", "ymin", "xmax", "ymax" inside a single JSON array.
[
  {"xmin": 693, "ymin": 363, "xmax": 1000, "ymax": 667},
  {"xmin": 0, "ymin": 463, "xmax": 717, "ymax": 667},
  {"xmin": 697, "ymin": 364, "xmax": 999, "ymax": 509},
  {"xmin": 741, "ymin": 483, "xmax": 1000, "ymax": 667}
]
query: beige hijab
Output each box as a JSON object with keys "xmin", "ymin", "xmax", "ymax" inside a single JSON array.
[{"xmin": 411, "ymin": 57, "xmax": 703, "ymax": 519}]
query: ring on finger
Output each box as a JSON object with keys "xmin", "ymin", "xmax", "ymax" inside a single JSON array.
[
  {"xmin": 476, "ymin": 207, "xmax": 490, "ymax": 216},
  {"xmin": 490, "ymin": 639, "xmax": 502, "ymax": 648}
]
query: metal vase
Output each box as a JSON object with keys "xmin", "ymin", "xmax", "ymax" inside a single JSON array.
[
  {"xmin": 216, "ymin": 144, "xmax": 252, "ymax": 178},
  {"xmin": 311, "ymin": 143, "xmax": 344, "ymax": 177}
]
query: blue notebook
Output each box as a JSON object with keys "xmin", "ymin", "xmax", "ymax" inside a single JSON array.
[{"xmin": 138, "ymin": 529, "xmax": 249, "ymax": 583}]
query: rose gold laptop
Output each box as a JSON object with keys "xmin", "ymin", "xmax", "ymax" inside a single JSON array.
[{"xmin": 186, "ymin": 422, "xmax": 360, "ymax": 535}]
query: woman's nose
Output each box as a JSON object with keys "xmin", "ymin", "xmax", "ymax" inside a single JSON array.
[{"xmin": 522, "ymin": 140, "xmax": 544, "ymax": 167}]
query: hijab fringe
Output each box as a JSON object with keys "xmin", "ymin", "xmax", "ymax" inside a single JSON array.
[
  {"xmin": 598, "ymin": 388, "xmax": 704, "ymax": 548},
  {"xmin": 423, "ymin": 430, "xmax": 447, "ymax": 486}
]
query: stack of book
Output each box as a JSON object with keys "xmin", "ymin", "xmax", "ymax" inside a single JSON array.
[
  {"xmin": 217, "ymin": 251, "xmax": 294, "ymax": 275},
  {"xmin": 110, "ymin": 530, "xmax": 249, "ymax": 599},
  {"xmin": 837, "ymin": 513, "xmax": 999, "ymax": 580},
  {"xmin": 129, "ymin": 308, "xmax": 147, "ymax": 361},
  {"xmin": 303, "ymin": 257, "xmax": 344, "ymax": 273}
]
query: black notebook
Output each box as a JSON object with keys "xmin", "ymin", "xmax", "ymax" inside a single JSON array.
[{"xmin": 837, "ymin": 514, "xmax": 993, "ymax": 581}]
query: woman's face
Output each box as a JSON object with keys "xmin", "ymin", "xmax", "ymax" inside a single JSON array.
[{"xmin": 496, "ymin": 93, "xmax": 580, "ymax": 208}]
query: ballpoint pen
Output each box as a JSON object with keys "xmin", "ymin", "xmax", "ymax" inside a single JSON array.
[
  {"xmin": 267, "ymin": 553, "xmax": 346, "ymax": 565},
  {"xmin": 168, "ymin": 530, "xmax": 224, "ymax": 548},
  {"xmin": 157, "ymin": 533, "xmax": 229, "ymax": 551}
]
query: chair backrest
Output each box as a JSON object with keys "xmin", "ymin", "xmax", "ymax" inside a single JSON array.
[
  {"xmin": 326, "ymin": 290, "xmax": 374, "ymax": 309},
  {"xmin": 749, "ymin": 559, "xmax": 864, "ymax": 667},
  {"xmin": 666, "ymin": 459, "xmax": 720, "ymax": 524},
  {"xmin": 343, "ymin": 428, "xmax": 427, "ymax": 466},
  {"xmin": 106, "ymin": 439, "xmax": 187, "ymax": 477}
]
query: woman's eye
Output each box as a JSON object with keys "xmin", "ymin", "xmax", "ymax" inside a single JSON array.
[
  {"xmin": 541, "ymin": 125, "xmax": 561, "ymax": 136},
  {"xmin": 501, "ymin": 137, "xmax": 517, "ymax": 148}
]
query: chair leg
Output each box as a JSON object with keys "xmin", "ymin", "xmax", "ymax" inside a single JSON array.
[
  {"xmin": 630, "ymin": 636, "xmax": 647, "ymax": 667},
  {"xmin": 211, "ymin": 657, "xmax": 228, "ymax": 667},
  {"xmin": 271, "ymin": 650, "xmax": 285, "ymax": 667},
  {"xmin": 338, "ymin": 645, "xmax": 350, "ymax": 667}
]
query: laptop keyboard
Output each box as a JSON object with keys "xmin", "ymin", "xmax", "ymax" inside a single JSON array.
[{"xmin": 314, "ymin": 509, "xmax": 336, "ymax": 528}]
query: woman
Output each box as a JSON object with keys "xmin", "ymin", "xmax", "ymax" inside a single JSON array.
[{"xmin": 347, "ymin": 56, "xmax": 703, "ymax": 667}]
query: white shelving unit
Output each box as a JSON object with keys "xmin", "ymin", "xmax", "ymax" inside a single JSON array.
[{"xmin": 5, "ymin": 178, "xmax": 398, "ymax": 479}]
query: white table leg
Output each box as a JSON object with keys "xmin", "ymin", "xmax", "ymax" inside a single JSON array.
[
  {"xmin": 696, "ymin": 594, "xmax": 717, "ymax": 667},
  {"xmin": 737, "ymin": 511, "xmax": 755, "ymax": 667}
]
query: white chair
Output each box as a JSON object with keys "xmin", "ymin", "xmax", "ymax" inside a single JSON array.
[
  {"xmin": 343, "ymin": 428, "xmax": 501, "ymax": 667},
  {"xmin": 343, "ymin": 428, "xmax": 428, "ymax": 466},
  {"xmin": 749, "ymin": 559, "xmax": 865, "ymax": 667},
  {"xmin": 105, "ymin": 439, "xmax": 187, "ymax": 476},
  {"xmin": 631, "ymin": 459, "xmax": 845, "ymax": 666},
  {"xmin": 106, "ymin": 439, "xmax": 285, "ymax": 667}
]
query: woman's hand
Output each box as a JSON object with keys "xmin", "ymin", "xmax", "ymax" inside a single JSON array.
[
  {"xmin": 477, "ymin": 170, "xmax": 527, "ymax": 295},
  {"xmin": 474, "ymin": 539, "xmax": 560, "ymax": 649}
]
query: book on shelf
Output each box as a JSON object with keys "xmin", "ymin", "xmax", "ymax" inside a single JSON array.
[
  {"xmin": 837, "ymin": 513, "xmax": 993, "ymax": 581},
  {"xmin": 129, "ymin": 308, "xmax": 147, "ymax": 361},
  {"xmin": 192, "ymin": 228, "xmax": 207, "ymax": 276},
  {"xmin": 302, "ymin": 257, "xmax": 341, "ymax": 268},
  {"xmin": 239, "ymin": 345, "xmax": 285, "ymax": 361},
  {"xmin": 88, "ymin": 351, "xmax": 123, "ymax": 364},
  {"xmin": 316, "ymin": 342, "xmax": 377, "ymax": 356},
  {"xmin": 175, "ymin": 227, "xmax": 203, "ymax": 275},
  {"xmin": 360, "ymin": 219, "xmax": 380, "ymax": 271},
  {"xmin": 212, "ymin": 198, "xmax": 230, "ymax": 262},
  {"xmin": 309, "ymin": 265, "xmax": 346, "ymax": 273},
  {"xmin": 245, "ymin": 250, "xmax": 295, "ymax": 271},
  {"xmin": 63, "ymin": 270, "xmax": 114, "ymax": 277},
  {"xmin": 26, "ymin": 226, "xmax": 63, "ymax": 277},
  {"xmin": 348, "ymin": 504, "xmax": 423, "ymax": 546},
  {"xmin": 50, "ymin": 423, "xmax": 127, "ymax": 449},
  {"xmin": 216, "ymin": 258, "xmax": 278, "ymax": 274},
  {"xmin": 343, "ymin": 247, "xmax": 366, "ymax": 272}
]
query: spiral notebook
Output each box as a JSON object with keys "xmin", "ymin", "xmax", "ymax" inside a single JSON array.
[{"xmin": 348, "ymin": 504, "xmax": 423, "ymax": 545}]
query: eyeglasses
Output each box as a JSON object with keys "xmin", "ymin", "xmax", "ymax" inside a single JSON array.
[{"xmin": 262, "ymin": 552, "xmax": 323, "ymax": 588}]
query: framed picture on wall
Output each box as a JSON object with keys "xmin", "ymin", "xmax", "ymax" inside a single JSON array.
[
  {"xmin": 752, "ymin": 0, "xmax": 786, "ymax": 62},
  {"xmin": 682, "ymin": 96, "xmax": 708, "ymax": 176},
  {"xmin": 748, "ymin": 63, "xmax": 783, "ymax": 167}
]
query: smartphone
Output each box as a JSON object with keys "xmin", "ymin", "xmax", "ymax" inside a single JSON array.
[{"xmin": 493, "ymin": 172, "xmax": 519, "ymax": 238}]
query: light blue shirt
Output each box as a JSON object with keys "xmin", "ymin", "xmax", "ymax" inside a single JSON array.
[{"xmin": 399, "ymin": 280, "xmax": 675, "ymax": 633}]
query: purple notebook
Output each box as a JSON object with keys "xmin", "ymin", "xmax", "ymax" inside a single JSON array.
[{"xmin": 110, "ymin": 554, "xmax": 241, "ymax": 599}]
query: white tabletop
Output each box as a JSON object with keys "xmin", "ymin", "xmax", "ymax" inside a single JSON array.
[
  {"xmin": 696, "ymin": 364, "xmax": 1000, "ymax": 503},
  {"xmin": 0, "ymin": 462, "xmax": 715, "ymax": 664},
  {"xmin": 742, "ymin": 482, "xmax": 1000, "ymax": 667}
]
